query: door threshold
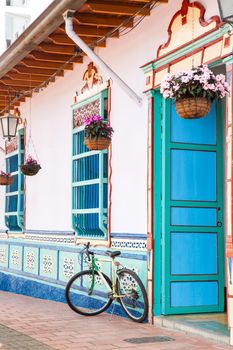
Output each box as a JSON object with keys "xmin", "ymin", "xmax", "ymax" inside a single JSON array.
[{"xmin": 153, "ymin": 313, "xmax": 230, "ymax": 345}]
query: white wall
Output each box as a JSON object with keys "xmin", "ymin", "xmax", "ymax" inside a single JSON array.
[{"xmin": 0, "ymin": 0, "xmax": 221, "ymax": 233}]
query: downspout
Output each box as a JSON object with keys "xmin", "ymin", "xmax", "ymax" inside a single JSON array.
[{"xmin": 63, "ymin": 10, "xmax": 143, "ymax": 106}]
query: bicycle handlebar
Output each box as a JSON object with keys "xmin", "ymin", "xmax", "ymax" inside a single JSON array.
[{"xmin": 81, "ymin": 242, "xmax": 94, "ymax": 261}]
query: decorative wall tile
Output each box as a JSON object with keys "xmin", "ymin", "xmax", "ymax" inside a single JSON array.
[
  {"xmin": 0, "ymin": 238, "xmax": 147, "ymax": 294},
  {"xmin": 111, "ymin": 239, "xmax": 146, "ymax": 251},
  {"xmin": 23, "ymin": 247, "xmax": 39, "ymax": 275},
  {"xmin": 117, "ymin": 257, "xmax": 147, "ymax": 287},
  {"xmin": 43, "ymin": 255, "xmax": 53, "ymax": 273},
  {"xmin": 0, "ymin": 244, "xmax": 8, "ymax": 268},
  {"xmin": 9, "ymin": 245, "xmax": 22, "ymax": 271},
  {"xmin": 73, "ymin": 98, "xmax": 100, "ymax": 128},
  {"xmin": 12, "ymin": 250, "xmax": 20, "ymax": 265},
  {"xmin": 59, "ymin": 252, "xmax": 80, "ymax": 282},
  {"xmin": 25, "ymin": 234, "xmax": 75, "ymax": 245},
  {"xmin": 27, "ymin": 252, "xmax": 35, "ymax": 270},
  {"xmin": 63, "ymin": 257, "xmax": 75, "ymax": 277},
  {"xmin": 39, "ymin": 249, "xmax": 57, "ymax": 279}
]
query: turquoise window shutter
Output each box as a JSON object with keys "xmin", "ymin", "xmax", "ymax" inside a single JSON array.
[
  {"xmin": 72, "ymin": 89, "xmax": 108, "ymax": 240},
  {"xmin": 5, "ymin": 128, "xmax": 25, "ymax": 231}
]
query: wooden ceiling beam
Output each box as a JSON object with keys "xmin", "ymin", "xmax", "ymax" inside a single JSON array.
[
  {"xmin": 22, "ymin": 59, "xmax": 73, "ymax": 70},
  {"xmin": 0, "ymin": 101, "xmax": 20, "ymax": 107},
  {"xmin": 0, "ymin": 79, "xmax": 38, "ymax": 87},
  {"xmin": 0, "ymin": 91, "xmax": 19, "ymax": 96},
  {"xmin": 48, "ymin": 34, "xmax": 76, "ymax": 46},
  {"xmin": 74, "ymin": 13, "xmax": 134, "ymax": 27},
  {"xmin": 0, "ymin": 96, "xmax": 26, "ymax": 103},
  {"xmin": 0, "ymin": 96, "xmax": 25, "ymax": 102},
  {"xmin": 0, "ymin": 86, "xmax": 27, "ymax": 92},
  {"xmin": 86, "ymin": 1, "xmax": 150, "ymax": 16},
  {"xmin": 6, "ymin": 73, "xmax": 47, "ymax": 83},
  {"xmin": 29, "ymin": 51, "xmax": 83, "ymax": 63},
  {"xmin": 13, "ymin": 66, "xmax": 64, "ymax": 77},
  {"xmin": 46, "ymin": 36, "xmax": 106, "ymax": 48},
  {"xmin": 59, "ymin": 23, "xmax": 119, "ymax": 38},
  {"xmin": 40, "ymin": 43, "xmax": 76, "ymax": 54}
]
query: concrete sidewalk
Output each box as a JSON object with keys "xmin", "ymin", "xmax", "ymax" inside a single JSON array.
[{"xmin": 0, "ymin": 291, "xmax": 231, "ymax": 350}]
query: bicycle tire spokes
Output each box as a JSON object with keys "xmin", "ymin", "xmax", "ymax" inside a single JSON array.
[
  {"xmin": 117, "ymin": 269, "xmax": 148, "ymax": 322},
  {"xmin": 66, "ymin": 270, "xmax": 113, "ymax": 316}
]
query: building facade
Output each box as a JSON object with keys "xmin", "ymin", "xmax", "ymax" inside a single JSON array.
[{"xmin": 0, "ymin": 0, "xmax": 233, "ymax": 344}]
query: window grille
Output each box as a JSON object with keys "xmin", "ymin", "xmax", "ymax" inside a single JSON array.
[
  {"xmin": 5, "ymin": 129, "xmax": 24, "ymax": 231},
  {"xmin": 72, "ymin": 89, "xmax": 109, "ymax": 240}
]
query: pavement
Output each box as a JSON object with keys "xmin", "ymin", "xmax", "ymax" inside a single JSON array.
[{"xmin": 0, "ymin": 291, "xmax": 232, "ymax": 350}]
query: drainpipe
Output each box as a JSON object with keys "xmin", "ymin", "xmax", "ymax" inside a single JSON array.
[{"xmin": 63, "ymin": 10, "xmax": 143, "ymax": 106}]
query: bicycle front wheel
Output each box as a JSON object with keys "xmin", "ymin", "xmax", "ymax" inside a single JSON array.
[
  {"xmin": 117, "ymin": 268, "xmax": 148, "ymax": 322},
  {"xmin": 65, "ymin": 270, "xmax": 113, "ymax": 316}
]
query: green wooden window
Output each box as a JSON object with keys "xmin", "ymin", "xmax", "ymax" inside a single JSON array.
[
  {"xmin": 72, "ymin": 89, "xmax": 109, "ymax": 240},
  {"xmin": 5, "ymin": 128, "xmax": 25, "ymax": 231}
]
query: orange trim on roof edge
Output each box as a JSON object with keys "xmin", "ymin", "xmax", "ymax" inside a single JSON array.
[{"xmin": 156, "ymin": 0, "xmax": 220, "ymax": 59}]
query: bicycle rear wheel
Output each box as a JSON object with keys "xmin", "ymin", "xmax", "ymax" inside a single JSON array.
[
  {"xmin": 117, "ymin": 268, "xmax": 148, "ymax": 322},
  {"xmin": 65, "ymin": 270, "xmax": 113, "ymax": 316}
]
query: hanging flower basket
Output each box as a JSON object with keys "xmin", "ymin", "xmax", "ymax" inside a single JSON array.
[
  {"xmin": 20, "ymin": 155, "xmax": 41, "ymax": 176},
  {"xmin": 175, "ymin": 97, "xmax": 211, "ymax": 119},
  {"xmin": 0, "ymin": 172, "xmax": 13, "ymax": 186},
  {"xmin": 160, "ymin": 65, "xmax": 229, "ymax": 119},
  {"xmin": 84, "ymin": 137, "xmax": 111, "ymax": 151},
  {"xmin": 83, "ymin": 115, "xmax": 113, "ymax": 151},
  {"xmin": 20, "ymin": 164, "xmax": 41, "ymax": 176}
]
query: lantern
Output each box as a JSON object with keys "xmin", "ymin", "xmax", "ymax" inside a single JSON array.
[{"xmin": 0, "ymin": 113, "xmax": 19, "ymax": 140}]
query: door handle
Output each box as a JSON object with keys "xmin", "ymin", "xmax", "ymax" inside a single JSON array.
[{"xmin": 217, "ymin": 221, "xmax": 222, "ymax": 227}]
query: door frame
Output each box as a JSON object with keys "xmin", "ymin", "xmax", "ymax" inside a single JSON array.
[
  {"xmin": 152, "ymin": 88, "xmax": 226, "ymax": 316},
  {"xmin": 162, "ymin": 97, "xmax": 225, "ymax": 315}
]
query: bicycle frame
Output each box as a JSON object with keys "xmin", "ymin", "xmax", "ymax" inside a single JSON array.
[{"xmin": 87, "ymin": 255, "xmax": 120, "ymax": 298}]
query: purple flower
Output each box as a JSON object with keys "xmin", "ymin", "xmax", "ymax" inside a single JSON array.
[
  {"xmin": 84, "ymin": 115, "xmax": 103, "ymax": 126},
  {"xmin": 84, "ymin": 115, "xmax": 114, "ymax": 140},
  {"xmin": 0, "ymin": 170, "xmax": 11, "ymax": 176},
  {"xmin": 26, "ymin": 155, "xmax": 38, "ymax": 165}
]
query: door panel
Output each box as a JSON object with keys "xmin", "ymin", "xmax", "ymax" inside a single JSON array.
[
  {"xmin": 162, "ymin": 100, "xmax": 224, "ymax": 314},
  {"xmin": 171, "ymin": 149, "xmax": 216, "ymax": 201},
  {"xmin": 171, "ymin": 232, "xmax": 217, "ymax": 275}
]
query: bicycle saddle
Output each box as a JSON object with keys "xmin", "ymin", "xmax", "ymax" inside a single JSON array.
[{"xmin": 105, "ymin": 250, "xmax": 121, "ymax": 258}]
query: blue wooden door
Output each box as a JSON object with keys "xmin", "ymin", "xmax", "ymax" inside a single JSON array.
[{"xmin": 161, "ymin": 99, "xmax": 224, "ymax": 314}]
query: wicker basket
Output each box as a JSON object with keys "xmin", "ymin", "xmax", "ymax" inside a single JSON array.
[
  {"xmin": 175, "ymin": 97, "xmax": 211, "ymax": 119},
  {"xmin": 0, "ymin": 175, "xmax": 13, "ymax": 186},
  {"xmin": 20, "ymin": 164, "xmax": 41, "ymax": 176},
  {"xmin": 84, "ymin": 137, "xmax": 111, "ymax": 151}
]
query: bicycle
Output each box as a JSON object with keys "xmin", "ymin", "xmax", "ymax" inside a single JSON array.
[{"xmin": 65, "ymin": 242, "xmax": 148, "ymax": 323}]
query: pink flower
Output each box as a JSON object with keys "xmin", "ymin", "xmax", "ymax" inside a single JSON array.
[
  {"xmin": 194, "ymin": 75, "xmax": 201, "ymax": 81},
  {"xmin": 84, "ymin": 115, "xmax": 102, "ymax": 126},
  {"xmin": 207, "ymin": 84, "xmax": 216, "ymax": 91},
  {"xmin": 26, "ymin": 155, "xmax": 38, "ymax": 165},
  {"xmin": 173, "ymin": 84, "xmax": 180, "ymax": 91},
  {"xmin": 216, "ymin": 74, "xmax": 225, "ymax": 82},
  {"xmin": 160, "ymin": 65, "xmax": 229, "ymax": 101},
  {"xmin": 181, "ymin": 76, "xmax": 190, "ymax": 83},
  {"xmin": 0, "ymin": 170, "xmax": 11, "ymax": 176}
]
